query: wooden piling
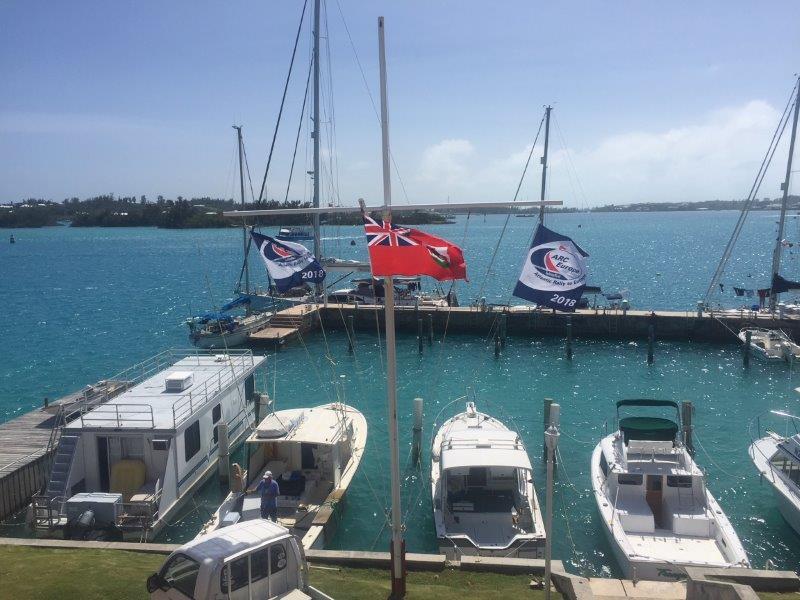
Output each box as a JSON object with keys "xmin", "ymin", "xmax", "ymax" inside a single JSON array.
[
  {"xmin": 543, "ymin": 398, "xmax": 553, "ymax": 460},
  {"xmin": 566, "ymin": 317, "xmax": 573, "ymax": 360},
  {"xmin": 347, "ymin": 315, "xmax": 355, "ymax": 354},
  {"xmin": 647, "ymin": 324, "xmax": 655, "ymax": 365},
  {"xmin": 427, "ymin": 314, "xmax": 433, "ymax": 346},
  {"xmin": 411, "ymin": 398, "xmax": 423, "ymax": 467},
  {"xmin": 500, "ymin": 313, "xmax": 507, "ymax": 348},
  {"xmin": 743, "ymin": 329, "xmax": 751, "ymax": 367},
  {"xmin": 418, "ymin": 318, "xmax": 423, "ymax": 354},
  {"xmin": 494, "ymin": 335, "xmax": 501, "ymax": 358},
  {"xmin": 681, "ymin": 401, "xmax": 694, "ymax": 456}
]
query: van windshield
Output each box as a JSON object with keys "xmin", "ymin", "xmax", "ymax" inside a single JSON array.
[{"xmin": 160, "ymin": 553, "xmax": 200, "ymax": 598}]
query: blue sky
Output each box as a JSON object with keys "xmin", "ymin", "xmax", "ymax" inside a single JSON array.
[{"xmin": 1, "ymin": 1, "xmax": 798, "ymax": 207}]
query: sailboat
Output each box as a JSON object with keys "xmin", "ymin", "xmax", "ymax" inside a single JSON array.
[
  {"xmin": 187, "ymin": 126, "xmax": 272, "ymax": 348},
  {"xmin": 737, "ymin": 327, "xmax": 800, "ymax": 362}
]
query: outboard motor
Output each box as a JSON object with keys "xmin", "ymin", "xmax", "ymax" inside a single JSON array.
[{"xmin": 64, "ymin": 509, "xmax": 95, "ymax": 540}]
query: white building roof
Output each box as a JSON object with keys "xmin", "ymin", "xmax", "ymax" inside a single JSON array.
[{"xmin": 67, "ymin": 352, "xmax": 266, "ymax": 431}]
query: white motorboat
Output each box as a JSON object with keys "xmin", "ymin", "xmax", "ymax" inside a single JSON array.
[
  {"xmin": 591, "ymin": 399, "xmax": 749, "ymax": 581},
  {"xmin": 749, "ymin": 410, "xmax": 800, "ymax": 535},
  {"xmin": 738, "ymin": 327, "xmax": 800, "ymax": 363},
  {"xmin": 201, "ymin": 402, "xmax": 367, "ymax": 550},
  {"xmin": 31, "ymin": 349, "xmax": 265, "ymax": 541},
  {"xmin": 328, "ymin": 276, "xmax": 453, "ymax": 307},
  {"xmin": 431, "ymin": 401, "xmax": 545, "ymax": 558}
]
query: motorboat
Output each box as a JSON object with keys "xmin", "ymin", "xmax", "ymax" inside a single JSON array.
[
  {"xmin": 431, "ymin": 401, "xmax": 545, "ymax": 558},
  {"xmin": 749, "ymin": 410, "xmax": 800, "ymax": 535},
  {"xmin": 31, "ymin": 349, "xmax": 265, "ymax": 541},
  {"xmin": 327, "ymin": 276, "xmax": 454, "ymax": 307},
  {"xmin": 591, "ymin": 399, "xmax": 749, "ymax": 580},
  {"xmin": 738, "ymin": 327, "xmax": 800, "ymax": 362},
  {"xmin": 276, "ymin": 227, "xmax": 314, "ymax": 242},
  {"xmin": 201, "ymin": 403, "xmax": 367, "ymax": 550}
]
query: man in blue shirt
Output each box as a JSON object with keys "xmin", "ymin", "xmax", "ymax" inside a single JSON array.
[{"xmin": 256, "ymin": 471, "xmax": 280, "ymax": 522}]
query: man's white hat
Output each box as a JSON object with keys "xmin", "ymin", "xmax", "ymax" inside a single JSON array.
[{"xmin": 263, "ymin": 471, "xmax": 273, "ymax": 479}]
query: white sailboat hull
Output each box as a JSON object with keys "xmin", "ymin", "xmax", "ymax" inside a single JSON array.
[{"xmin": 750, "ymin": 436, "xmax": 800, "ymax": 536}]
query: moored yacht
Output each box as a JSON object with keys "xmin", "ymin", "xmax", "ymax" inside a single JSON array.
[
  {"xmin": 31, "ymin": 349, "xmax": 265, "ymax": 541},
  {"xmin": 739, "ymin": 327, "xmax": 800, "ymax": 363},
  {"xmin": 431, "ymin": 401, "xmax": 545, "ymax": 558},
  {"xmin": 201, "ymin": 402, "xmax": 367, "ymax": 550},
  {"xmin": 591, "ymin": 399, "xmax": 749, "ymax": 580},
  {"xmin": 749, "ymin": 410, "xmax": 800, "ymax": 535},
  {"xmin": 328, "ymin": 276, "xmax": 454, "ymax": 307}
]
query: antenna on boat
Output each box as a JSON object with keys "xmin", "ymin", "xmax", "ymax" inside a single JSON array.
[
  {"xmin": 539, "ymin": 105, "xmax": 552, "ymax": 224},
  {"xmin": 311, "ymin": 0, "xmax": 322, "ymax": 294},
  {"xmin": 770, "ymin": 75, "xmax": 800, "ymax": 313},
  {"xmin": 376, "ymin": 15, "xmax": 406, "ymax": 599},
  {"xmin": 233, "ymin": 125, "xmax": 250, "ymax": 305}
]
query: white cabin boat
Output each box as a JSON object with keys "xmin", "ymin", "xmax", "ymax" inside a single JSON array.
[
  {"xmin": 591, "ymin": 399, "xmax": 749, "ymax": 581},
  {"xmin": 327, "ymin": 276, "xmax": 452, "ymax": 307},
  {"xmin": 201, "ymin": 403, "xmax": 367, "ymax": 550},
  {"xmin": 749, "ymin": 410, "xmax": 800, "ymax": 535},
  {"xmin": 32, "ymin": 349, "xmax": 265, "ymax": 541},
  {"xmin": 431, "ymin": 401, "xmax": 545, "ymax": 558},
  {"xmin": 738, "ymin": 327, "xmax": 800, "ymax": 363}
]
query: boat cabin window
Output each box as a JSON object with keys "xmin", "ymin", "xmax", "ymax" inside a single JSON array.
[
  {"xmin": 617, "ymin": 474, "xmax": 643, "ymax": 486},
  {"xmin": 771, "ymin": 454, "xmax": 800, "ymax": 485},
  {"xmin": 160, "ymin": 553, "xmax": 200, "ymax": 598},
  {"xmin": 121, "ymin": 437, "xmax": 144, "ymax": 459},
  {"xmin": 184, "ymin": 420, "xmax": 201, "ymax": 462},
  {"xmin": 212, "ymin": 404, "xmax": 222, "ymax": 444},
  {"xmin": 666, "ymin": 475, "xmax": 693, "ymax": 488},
  {"xmin": 600, "ymin": 454, "xmax": 609, "ymax": 477},
  {"xmin": 467, "ymin": 467, "xmax": 487, "ymax": 488}
]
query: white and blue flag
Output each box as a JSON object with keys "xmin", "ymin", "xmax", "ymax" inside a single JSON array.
[
  {"xmin": 251, "ymin": 230, "xmax": 326, "ymax": 292},
  {"xmin": 513, "ymin": 224, "xmax": 589, "ymax": 312}
]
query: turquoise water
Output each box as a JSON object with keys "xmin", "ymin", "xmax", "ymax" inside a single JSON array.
[{"xmin": 3, "ymin": 212, "xmax": 800, "ymax": 575}]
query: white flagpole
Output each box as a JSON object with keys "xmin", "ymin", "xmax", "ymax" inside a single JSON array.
[{"xmin": 378, "ymin": 15, "xmax": 406, "ymax": 599}]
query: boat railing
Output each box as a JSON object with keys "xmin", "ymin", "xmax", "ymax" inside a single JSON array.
[
  {"xmin": 170, "ymin": 351, "xmax": 255, "ymax": 428},
  {"xmin": 119, "ymin": 491, "xmax": 161, "ymax": 532},
  {"xmin": 80, "ymin": 403, "xmax": 156, "ymax": 429}
]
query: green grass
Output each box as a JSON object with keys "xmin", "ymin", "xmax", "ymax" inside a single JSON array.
[{"xmin": 0, "ymin": 546, "xmax": 548, "ymax": 599}]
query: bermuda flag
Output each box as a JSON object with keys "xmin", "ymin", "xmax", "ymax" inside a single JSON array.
[
  {"xmin": 362, "ymin": 215, "xmax": 467, "ymax": 281},
  {"xmin": 250, "ymin": 230, "xmax": 325, "ymax": 292},
  {"xmin": 513, "ymin": 223, "xmax": 588, "ymax": 312}
]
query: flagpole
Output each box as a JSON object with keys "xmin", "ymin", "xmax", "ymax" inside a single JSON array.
[
  {"xmin": 378, "ymin": 16, "xmax": 406, "ymax": 599},
  {"xmin": 234, "ymin": 125, "xmax": 251, "ymax": 310},
  {"xmin": 312, "ymin": 0, "xmax": 322, "ymax": 296}
]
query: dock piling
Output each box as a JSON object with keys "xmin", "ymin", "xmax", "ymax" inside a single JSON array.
[
  {"xmin": 494, "ymin": 334, "xmax": 501, "ymax": 358},
  {"xmin": 566, "ymin": 317, "xmax": 573, "ymax": 360},
  {"xmin": 647, "ymin": 324, "xmax": 655, "ymax": 365},
  {"xmin": 542, "ymin": 398, "xmax": 553, "ymax": 461},
  {"xmin": 418, "ymin": 318, "xmax": 423, "ymax": 354},
  {"xmin": 743, "ymin": 330, "xmax": 752, "ymax": 367},
  {"xmin": 500, "ymin": 313, "xmax": 507, "ymax": 348},
  {"xmin": 411, "ymin": 397, "xmax": 423, "ymax": 467},
  {"xmin": 347, "ymin": 315, "xmax": 355, "ymax": 354},
  {"xmin": 217, "ymin": 422, "xmax": 230, "ymax": 486},
  {"xmin": 427, "ymin": 314, "xmax": 433, "ymax": 346},
  {"xmin": 681, "ymin": 401, "xmax": 694, "ymax": 456}
]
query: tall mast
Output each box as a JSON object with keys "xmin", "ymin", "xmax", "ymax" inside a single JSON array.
[
  {"xmin": 233, "ymin": 125, "xmax": 250, "ymax": 299},
  {"xmin": 378, "ymin": 16, "xmax": 405, "ymax": 599},
  {"xmin": 770, "ymin": 77, "xmax": 800, "ymax": 312},
  {"xmin": 539, "ymin": 105, "xmax": 552, "ymax": 223},
  {"xmin": 312, "ymin": 0, "xmax": 322, "ymax": 284}
]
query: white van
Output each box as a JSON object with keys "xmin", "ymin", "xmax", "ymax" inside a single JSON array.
[{"xmin": 147, "ymin": 520, "xmax": 329, "ymax": 599}]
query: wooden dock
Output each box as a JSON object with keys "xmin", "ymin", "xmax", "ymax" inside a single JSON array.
[
  {"xmin": 248, "ymin": 304, "xmax": 320, "ymax": 346},
  {"xmin": 0, "ymin": 380, "xmax": 129, "ymax": 522}
]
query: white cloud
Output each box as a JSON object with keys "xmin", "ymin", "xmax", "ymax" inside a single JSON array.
[{"xmin": 410, "ymin": 100, "xmax": 786, "ymax": 206}]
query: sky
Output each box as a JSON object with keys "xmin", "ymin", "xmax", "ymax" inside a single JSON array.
[{"xmin": 1, "ymin": 1, "xmax": 798, "ymax": 208}]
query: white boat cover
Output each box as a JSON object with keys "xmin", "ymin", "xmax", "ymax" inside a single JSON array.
[
  {"xmin": 256, "ymin": 413, "xmax": 303, "ymax": 439},
  {"xmin": 440, "ymin": 430, "xmax": 531, "ymax": 470}
]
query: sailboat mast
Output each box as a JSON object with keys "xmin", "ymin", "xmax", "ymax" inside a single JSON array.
[
  {"xmin": 770, "ymin": 77, "xmax": 800, "ymax": 312},
  {"xmin": 539, "ymin": 105, "xmax": 552, "ymax": 223},
  {"xmin": 312, "ymin": 0, "xmax": 322, "ymax": 289},
  {"xmin": 378, "ymin": 16, "xmax": 406, "ymax": 599},
  {"xmin": 234, "ymin": 125, "xmax": 250, "ymax": 298}
]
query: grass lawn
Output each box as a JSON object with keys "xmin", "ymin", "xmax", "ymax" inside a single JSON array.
[{"xmin": 0, "ymin": 546, "xmax": 546, "ymax": 599}]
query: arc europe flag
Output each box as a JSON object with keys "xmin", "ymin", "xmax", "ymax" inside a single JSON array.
[
  {"xmin": 513, "ymin": 223, "xmax": 588, "ymax": 312},
  {"xmin": 362, "ymin": 215, "xmax": 467, "ymax": 281},
  {"xmin": 250, "ymin": 230, "xmax": 326, "ymax": 292}
]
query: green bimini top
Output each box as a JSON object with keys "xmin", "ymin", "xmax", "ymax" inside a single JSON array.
[{"xmin": 619, "ymin": 416, "xmax": 678, "ymax": 444}]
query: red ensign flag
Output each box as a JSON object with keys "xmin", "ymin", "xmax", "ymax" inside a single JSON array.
[{"xmin": 363, "ymin": 215, "xmax": 468, "ymax": 281}]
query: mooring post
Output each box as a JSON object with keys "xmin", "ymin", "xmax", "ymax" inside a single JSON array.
[
  {"xmin": 743, "ymin": 329, "xmax": 752, "ymax": 367},
  {"xmin": 417, "ymin": 318, "xmax": 423, "ymax": 354},
  {"xmin": 544, "ymin": 402, "xmax": 560, "ymax": 600},
  {"xmin": 681, "ymin": 401, "xmax": 694, "ymax": 456},
  {"xmin": 217, "ymin": 422, "xmax": 230, "ymax": 486},
  {"xmin": 347, "ymin": 315, "xmax": 355, "ymax": 354},
  {"xmin": 427, "ymin": 314, "xmax": 433, "ymax": 346},
  {"xmin": 494, "ymin": 335, "xmax": 501, "ymax": 358},
  {"xmin": 500, "ymin": 313, "xmax": 508, "ymax": 348},
  {"xmin": 411, "ymin": 397, "xmax": 423, "ymax": 467},
  {"xmin": 542, "ymin": 398, "xmax": 553, "ymax": 460},
  {"xmin": 647, "ymin": 324, "xmax": 655, "ymax": 365},
  {"xmin": 256, "ymin": 391, "xmax": 273, "ymax": 423},
  {"xmin": 566, "ymin": 316, "xmax": 573, "ymax": 360}
]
